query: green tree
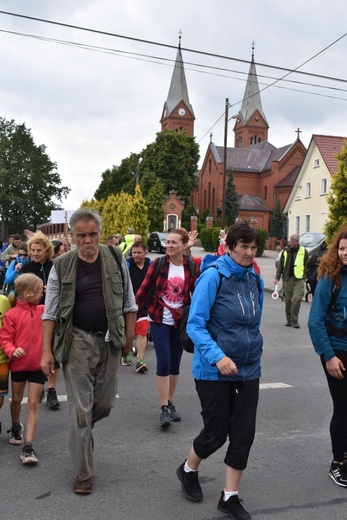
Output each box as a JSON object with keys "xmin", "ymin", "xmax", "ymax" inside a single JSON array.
[
  {"xmin": 270, "ymin": 200, "xmax": 285, "ymax": 239},
  {"xmin": 94, "ymin": 153, "xmax": 141, "ymax": 200},
  {"xmin": 102, "ymin": 191, "xmax": 133, "ymax": 238},
  {"xmin": 145, "ymin": 177, "xmax": 166, "ymax": 231},
  {"xmin": 130, "ymin": 185, "xmax": 150, "ymax": 239},
  {"xmin": 225, "ymin": 170, "xmax": 239, "ymax": 226},
  {"xmin": 80, "ymin": 198, "xmax": 104, "ymax": 215},
  {"xmin": 0, "ymin": 118, "xmax": 70, "ymax": 236},
  {"xmin": 325, "ymin": 141, "xmax": 347, "ymax": 241},
  {"xmin": 199, "ymin": 207, "xmax": 211, "ymax": 224},
  {"xmin": 142, "ymin": 130, "xmax": 199, "ymax": 202}
]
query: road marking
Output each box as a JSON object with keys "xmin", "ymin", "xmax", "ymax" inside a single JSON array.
[
  {"xmin": 260, "ymin": 382, "xmax": 292, "ymax": 389},
  {"xmin": 17, "ymin": 387, "xmax": 289, "ymax": 404}
]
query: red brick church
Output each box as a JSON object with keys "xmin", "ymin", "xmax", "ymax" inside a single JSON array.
[{"xmin": 161, "ymin": 43, "xmax": 307, "ymax": 232}]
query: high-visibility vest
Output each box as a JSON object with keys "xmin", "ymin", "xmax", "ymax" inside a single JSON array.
[{"xmin": 283, "ymin": 246, "xmax": 306, "ymax": 279}]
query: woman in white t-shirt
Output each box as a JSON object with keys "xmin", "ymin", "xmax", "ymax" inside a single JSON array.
[{"xmin": 136, "ymin": 229, "xmax": 200, "ymax": 428}]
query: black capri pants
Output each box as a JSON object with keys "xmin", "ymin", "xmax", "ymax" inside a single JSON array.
[{"xmin": 193, "ymin": 378, "xmax": 259, "ymax": 470}]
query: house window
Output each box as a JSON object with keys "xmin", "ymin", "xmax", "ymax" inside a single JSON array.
[
  {"xmin": 321, "ymin": 178, "xmax": 328, "ymax": 195},
  {"xmin": 305, "ymin": 215, "xmax": 311, "ymax": 232},
  {"xmin": 305, "ymin": 182, "xmax": 311, "ymax": 198},
  {"xmin": 264, "ymin": 185, "xmax": 267, "ymax": 199},
  {"xmin": 295, "ymin": 216, "xmax": 300, "ymax": 235},
  {"xmin": 314, "ymin": 158, "xmax": 320, "ymax": 168}
]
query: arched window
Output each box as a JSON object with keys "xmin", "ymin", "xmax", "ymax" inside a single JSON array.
[{"xmin": 264, "ymin": 185, "xmax": 267, "ymax": 199}]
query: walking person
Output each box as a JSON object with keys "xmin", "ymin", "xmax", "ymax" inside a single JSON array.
[
  {"xmin": 136, "ymin": 229, "xmax": 200, "ymax": 428},
  {"xmin": 0, "ymin": 274, "xmax": 45, "ymax": 464},
  {"xmin": 176, "ymin": 223, "xmax": 264, "ymax": 520},
  {"xmin": 124, "ymin": 240, "xmax": 151, "ymax": 371},
  {"xmin": 21, "ymin": 232, "xmax": 60, "ymax": 409},
  {"xmin": 41, "ymin": 209, "xmax": 137, "ymax": 494},
  {"xmin": 275, "ymin": 234, "xmax": 308, "ymax": 328},
  {"xmin": 308, "ymin": 226, "xmax": 347, "ymax": 487}
]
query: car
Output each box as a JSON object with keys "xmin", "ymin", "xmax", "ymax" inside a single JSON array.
[
  {"xmin": 147, "ymin": 232, "xmax": 168, "ymax": 254},
  {"xmin": 275, "ymin": 232, "xmax": 327, "ymax": 269}
]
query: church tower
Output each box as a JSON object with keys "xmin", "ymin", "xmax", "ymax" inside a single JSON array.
[
  {"xmin": 233, "ymin": 45, "xmax": 269, "ymax": 148},
  {"xmin": 160, "ymin": 36, "xmax": 195, "ymax": 137}
]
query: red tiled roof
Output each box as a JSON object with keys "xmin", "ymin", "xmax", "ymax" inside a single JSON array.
[{"xmin": 312, "ymin": 135, "xmax": 346, "ymax": 173}]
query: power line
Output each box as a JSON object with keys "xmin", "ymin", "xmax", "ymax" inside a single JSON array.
[{"xmin": 0, "ymin": 10, "xmax": 346, "ymax": 84}]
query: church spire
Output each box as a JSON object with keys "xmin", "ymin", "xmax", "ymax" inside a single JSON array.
[
  {"xmin": 160, "ymin": 35, "xmax": 195, "ymax": 137},
  {"xmin": 240, "ymin": 44, "xmax": 267, "ymax": 125}
]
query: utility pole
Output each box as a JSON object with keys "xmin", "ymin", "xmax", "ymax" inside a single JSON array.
[{"xmin": 221, "ymin": 98, "xmax": 229, "ymax": 229}]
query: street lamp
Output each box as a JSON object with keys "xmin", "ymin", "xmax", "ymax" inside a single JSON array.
[{"xmin": 135, "ymin": 157, "xmax": 143, "ymax": 186}]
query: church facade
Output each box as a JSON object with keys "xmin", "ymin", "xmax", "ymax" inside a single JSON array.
[{"xmin": 161, "ymin": 44, "xmax": 307, "ymax": 233}]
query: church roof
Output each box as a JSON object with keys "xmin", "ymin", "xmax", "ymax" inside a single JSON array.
[
  {"xmin": 312, "ymin": 135, "xmax": 346, "ymax": 173},
  {"xmin": 215, "ymin": 141, "xmax": 296, "ymax": 173},
  {"xmin": 239, "ymin": 52, "xmax": 268, "ymax": 125},
  {"xmin": 165, "ymin": 46, "xmax": 194, "ymax": 117},
  {"xmin": 238, "ymin": 193, "xmax": 270, "ymax": 212}
]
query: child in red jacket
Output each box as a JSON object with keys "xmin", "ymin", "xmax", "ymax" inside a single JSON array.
[{"xmin": 0, "ymin": 273, "xmax": 44, "ymax": 464}]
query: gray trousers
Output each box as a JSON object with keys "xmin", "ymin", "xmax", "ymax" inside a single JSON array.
[
  {"xmin": 63, "ymin": 327, "xmax": 121, "ymax": 481},
  {"xmin": 283, "ymin": 277, "xmax": 305, "ymax": 323}
]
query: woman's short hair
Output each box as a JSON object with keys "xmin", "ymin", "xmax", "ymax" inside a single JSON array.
[
  {"xmin": 226, "ymin": 222, "xmax": 260, "ymax": 250},
  {"xmin": 27, "ymin": 232, "xmax": 54, "ymax": 260},
  {"xmin": 51, "ymin": 240, "xmax": 63, "ymax": 255}
]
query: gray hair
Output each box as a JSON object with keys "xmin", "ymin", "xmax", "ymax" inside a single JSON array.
[
  {"xmin": 70, "ymin": 209, "xmax": 102, "ymax": 233},
  {"xmin": 290, "ymin": 234, "xmax": 299, "ymax": 242}
]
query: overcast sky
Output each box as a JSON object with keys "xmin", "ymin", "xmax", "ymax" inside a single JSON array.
[{"xmin": 0, "ymin": 1, "xmax": 346, "ymax": 211}]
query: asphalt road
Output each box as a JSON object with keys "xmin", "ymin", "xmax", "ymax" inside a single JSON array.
[{"xmin": 1, "ymin": 268, "xmax": 346, "ymax": 519}]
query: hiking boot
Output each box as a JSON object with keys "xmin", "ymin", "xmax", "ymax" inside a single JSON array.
[
  {"xmin": 46, "ymin": 389, "xmax": 60, "ymax": 409},
  {"xmin": 168, "ymin": 400, "xmax": 181, "ymax": 422},
  {"xmin": 121, "ymin": 354, "xmax": 132, "ymax": 366},
  {"xmin": 7, "ymin": 423, "xmax": 24, "ymax": 445},
  {"xmin": 160, "ymin": 406, "xmax": 171, "ymax": 428},
  {"xmin": 329, "ymin": 461, "xmax": 347, "ymax": 487},
  {"xmin": 21, "ymin": 445, "xmax": 38, "ymax": 464},
  {"xmin": 136, "ymin": 359, "xmax": 148, "ymax": 373},
  {"xmin": 292, "ymin": 322, "xmax": 300, "ymax": 329},
  {"xmin": 217, "ymin": 492, "xmax": 251, "ymax": 520},
  {"xmin": 176, "ymin": 461, "xmax": 203, "ymax": 502},
  {"xmin": 73, "ymin": 476, "xmax": 93, "ymax": 494}
]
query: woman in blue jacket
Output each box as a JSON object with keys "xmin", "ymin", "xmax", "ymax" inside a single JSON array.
[
  {"xmin": 308, "ymin": 226, "xmax": 347, "ymax": 488},
  {"xmin": 176, "ymin": 222, "xmax": 264, "ymax": 520}
]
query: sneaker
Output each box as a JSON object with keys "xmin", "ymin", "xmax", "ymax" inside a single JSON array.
[
  {"xmin": 329, "ymin": 461, "xmax": 347, "ymax": 487},
  {"xmin": 7, "ymin": 423, "xmax": 24, "ymax": 445},
  {"xmin": 176, "ymin": 461, "xmax": 203, "ymax": 502},
  {"xmin": 73, "ymin": 476, "xmax": 93, "ymax": 494},
  {"xmin": 39, "ymin": 388, "xmax": 45, "ymax": 403},
  {"xmin": 160, "ymin": 406, "xmax": 171, "ymax": 428},
  {"xmin": 168, "ymin": 400, "xmax": 181, "ymax": 422},
  {"xmin": 21, "ymin": 445, "xmax": 38, "ymax": 464},
  {"xmin": 285, "ymin": 321, "xmax": 292, "ymax": 327},
  {"xmin": 136, "ymin": 359, "xmax": 148, "ymax": 373},
  {"xmin": 292, "ymin": 322, "xmax": 300, "ymax": 329},
  {"xmin": 121, "ymin": 354, "xmax": 132, "ymax": 366},
  {"xmin": 46, "ymin": 388, "xmax": 60, "ymax": 409},
  {"xmin": 217, "ymin": 492, "xmax": 251, "ymax": 520}
]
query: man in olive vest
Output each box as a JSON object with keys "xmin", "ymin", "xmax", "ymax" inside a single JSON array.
[
  {"xmin": 275, "ymin": 234, "xmax": 308, "ymax": 329},
  {"xmin": 41, "ymin": 209, "xmax": 137, "ymax": 495}
]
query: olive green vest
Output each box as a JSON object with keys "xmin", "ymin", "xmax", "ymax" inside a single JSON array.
[{"xmin": 53, "ymin": 245, "xmax": 125, "ymax": 362}]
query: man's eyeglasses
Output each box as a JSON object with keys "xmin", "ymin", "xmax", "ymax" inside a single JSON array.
[{"xmin": 20, "ymin": 254, "xmax": 29, "ymax": 257}]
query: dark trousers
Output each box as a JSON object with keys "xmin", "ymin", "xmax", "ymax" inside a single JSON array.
[
  {"xmin": 193, "ymin": 378, "xmax": 259, "ymax": 470},
  {"xmin": 321, "ymin": 350, "xmax": 347, "ymax": 461}
]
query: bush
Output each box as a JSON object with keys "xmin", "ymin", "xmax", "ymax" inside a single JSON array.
[
  {"xmin": 256, "ymin": 227, "xmax": 268, "ymax": 257},
  {"xmin": 200, "ymin": 227, "xmax": 220, "ymax": 252}
]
